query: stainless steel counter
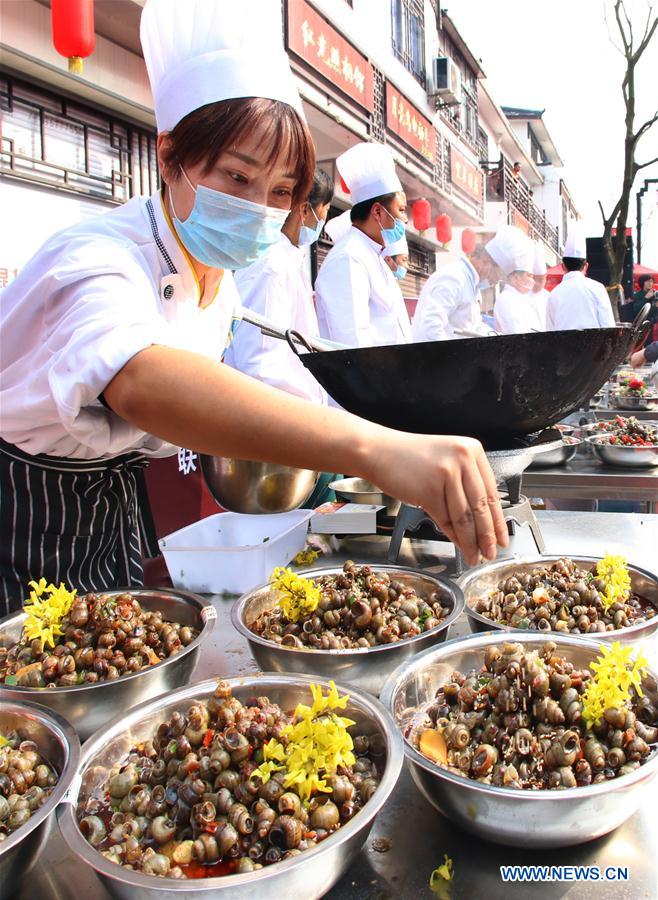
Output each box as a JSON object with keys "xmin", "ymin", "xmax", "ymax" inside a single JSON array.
[
  {"xmin": 14, "ymin": 512, "xmax": 658, "ymax": 900},
  {"xmin": 523, "ymin": 456, "xmax": 658, "ymax": 503}
]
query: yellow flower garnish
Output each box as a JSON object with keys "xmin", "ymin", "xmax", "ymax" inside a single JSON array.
[
  {"xmin": 253, "ymin": 681, "xmax": 356, "ymax": 801},
  {"xmin": 292, "ymin": 547, "xmax": 321, "ymax": 567},
  {"xmin": 430, "ymin": 855, "xmax": 455, "ymax": 896},
  {"xmin": 581, "ymin": 642, "xmax": 649, "ymax": 727},
  {"xmin": 22, "ymin": 580, "xmax": 77, "ymax": 648},
  {"xmin": 0, "ymin": 735, "xmax": 9, "ymax": 749},
  {"xmin": 270, "ymin": 566, "xmax": 320, "ymax": 623},
  {"xmin": 595, "ymin": 554, "xmax": 631, "ymax": 612}
]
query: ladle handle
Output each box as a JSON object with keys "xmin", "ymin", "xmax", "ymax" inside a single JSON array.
[{"xmin": 286, "ymin": 329, "xmax": 317, "ymax": 356}]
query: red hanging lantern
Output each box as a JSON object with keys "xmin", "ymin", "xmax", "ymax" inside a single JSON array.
[
  {"xmin": 51, "ymin": 0, "xmax": 95, "ymax": 75},
  {"xmin": 461, "ymin": 228, "xmax": 477, "ymax": 254},
  {"xmin": 339, "ymin": 175, "xmax": 351, "ymax": 195},
  {"xmin": 412, "ymin": 198, "xmax": 431, "ymax": 231},
  {"xmin": 436, "ymin": 213, "xmax": 453, "ymax": 245}
]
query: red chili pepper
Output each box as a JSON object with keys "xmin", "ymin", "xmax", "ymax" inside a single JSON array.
[
  {"xmin": 204, "ymin": 821, "xmax": 219, "ymax": 834},
  {"xmin": 628, "ymin": 378, "xmax": 645, "ymax": 390},
  {"xmin": 202, "ymin": 729, "xmax": 215, "ymax": 748}
]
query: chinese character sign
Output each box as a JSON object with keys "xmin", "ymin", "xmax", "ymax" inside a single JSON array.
[
  {"xmin": 385, "ymin": 84, "xmax": 436, "ymax": 163},
  {"xmin": 287, "ymin": 0, "xmax": 374, "ymax": 110},
  {"xmin": 450, "ymin": 148, "xmax": 483, "ymax": 202}
]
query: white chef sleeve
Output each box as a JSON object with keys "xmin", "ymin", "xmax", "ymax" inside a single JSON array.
[
  {"xmin": 412, "ymin": 273, "xmax": 460, "ymax": 341},
  {"xmin": 315, "ymin": 255, "xmax": 372, "ymax": 347},
  {"xmin": 594, "ymin": 283, "xmax": 616, "ymax": 328},
  {"xmin": 45, "ymin": 265, "xmax": 174, "ymax": 440}
]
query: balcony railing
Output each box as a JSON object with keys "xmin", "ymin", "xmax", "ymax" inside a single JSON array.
[{"xmin": 483, "ymin": 158, "xmax": 558, "ymax": 254}]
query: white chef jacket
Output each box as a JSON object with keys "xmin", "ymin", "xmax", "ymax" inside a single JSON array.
[
  {"xmin": 224, "ymin": 234, "xmax": 325, "ymax": 404},
  {"xmin": 546, "ymin": 272, "xmax": 616, "ymax": 331},
  {"xmin": 314, "ymin": 226, "xmax": 412, "ymax": 347},
  {"xmin": 411, "ymin": 256, "xmax": 490, "ymax": 342},
  {"xmin": 494, "ymin": 285, "xmax": 541, "ymax": 334},
  {"xmin": 530, "ymin": 288, "xmax": 550, "ymax": 331},
  {"xmin": 0, "ymin": 191, "xmax": 239, "ymax": 460}
]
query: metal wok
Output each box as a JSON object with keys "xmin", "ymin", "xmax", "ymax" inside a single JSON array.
[{"xmin": 287, "ymin": 318, "xmax": 649, "ymax": 445}]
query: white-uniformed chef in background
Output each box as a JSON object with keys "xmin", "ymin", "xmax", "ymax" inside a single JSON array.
[
  {"xmin": 382, "ymin": 235, "xmax": 409, "ymax": 284},
  {"xmin": 530, "ymin": 242, "xmax": 550, "ymax": 331},
  {"xmin": 411, "ymin": 225, "xmax": 528, "ymax": 341},
  {"xmin": 493, "ymin": 231, "xmax": 538, "ymax": 334},
  {"xmin": 546, "ymin": 223, "xmax": 616, "ymax": 330},
  {"xmin": 224, "ymin": 166, "xmax": 333, "ymax": 403},
  {"xmin": 314, "ymin": 142, "xmax": 412, "ymax": 347}
]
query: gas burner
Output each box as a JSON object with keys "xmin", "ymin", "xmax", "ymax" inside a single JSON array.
[
  {"xmin": 387, "ymin": 479, "xmax": 546, "ymax": 577},
  {"xmin": 485, "ymin": 429, "xmax": 563, "ymax": 486}
]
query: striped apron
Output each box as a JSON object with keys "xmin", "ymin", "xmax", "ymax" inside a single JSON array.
[{"xmin": 0, "ymin": 441, "xmax": 158, "ymax": 616}]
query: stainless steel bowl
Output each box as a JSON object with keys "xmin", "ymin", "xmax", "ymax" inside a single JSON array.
[
  {"xmin": 0, "ymin": 700, "xmax": 80, "ymax": 900},
  {"xmin": 553, "ymin": 423, "xmax": 576, "ymax": 437},
  {"xmin": 459, "ymin": 554, "xmax": 658, "ymax": 644},
  {"xmin": 381, "ymin": 632, "xmax": 658, "ymax": 847},
  {"xmin": 58, "ymin": 674, "xmax": 404, "ymax": 900},
  {"xmin": 587, "ymin": 436, "xmax": 658, "ymax": 468},
  {"xmin": 0, "ymin": 589, "xmax": 216, "ymax": 740},
  {"xmin": 528, "ymin": 436, "xmax": 581, "ymax": 468},
  {"xmin": 201, "ymin": 456, "xmax": 319, "ymax": 514},
  {"xmin": 231, "ymin": 565, "xmax": 464, "ymax": 696},
  {"xmin": 612, "ymin": 393, "xmax": 658, "ymax": 411},
  {"xmin": 328, "ymin": 477, "xmax": 401, "ymax": 516}
]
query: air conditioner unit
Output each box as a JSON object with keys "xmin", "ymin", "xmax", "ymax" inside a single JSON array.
[{"xmin": 431, "ymin": 57, "xmax": 462, "ymax": 104}]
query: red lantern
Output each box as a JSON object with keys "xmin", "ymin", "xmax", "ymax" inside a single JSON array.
[
  {"xmin": 52, "ymin": 0, "xmax": 95, "ymax": 74},
  {"xmin": 461, "ymin": 228, "xmax": 477, "ymax": 254},
  {"xmin": 436, "ymin": 214, "xmax": 453, "ymax": 245},
  {"xmin": 412, "ymin": 198, "xmax": 431, "ymax": 231},
  {"xmin": 339, "ymin": 175, "xmax": 351, "ymax": 195}
]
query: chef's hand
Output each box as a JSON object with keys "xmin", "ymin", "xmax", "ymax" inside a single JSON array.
[
  {"xmin": 369, "ymin": 434, "xmax": 509, "ymax": 567},
  {"xmin": 630, "ymin": 349, "xmax": 646, "ymax": 368}
]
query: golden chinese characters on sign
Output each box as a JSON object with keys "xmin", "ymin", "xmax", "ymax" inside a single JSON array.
[
  {"xmin": 385, "ymin": 84, "xmax": 436, "ymax": 163},
  {"xmin": 288, "ymin": 0, "xmax": 374, "ymax": 109},
  {"xmin": 450, "ymin": 147, "xmax": 484, "ymax": 202}
]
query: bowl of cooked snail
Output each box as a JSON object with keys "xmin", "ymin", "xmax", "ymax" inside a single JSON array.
[
  {"xmin": 58, "ymin": 673, "xmax": 403, "ymax": 900},
  {"xmin": 231, "ymin": 562, "xmax": 464, "ymax": 696},
  {"xmin": 459, "ymin": 555, "xmax": 658, "ymax": 644},
  {"xmin": 0, "ymin": 588, "xmax": 217, "ymax": 740},
  {"xmin": 0, "ymin": 700, "xmax": 80, "ymax": 899},
  {"xmin": 381, "ymin": 633, "xmax": 658, "ymax": 847}
]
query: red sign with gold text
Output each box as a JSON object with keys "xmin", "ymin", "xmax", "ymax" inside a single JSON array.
[
  {"xmin": 287, "ymin": 1, "xmax": 374, "ymax": 111},
  {"xmin": 512, "ymin": 209, "xmax": 530, "ymax": 235},
  {"xmin": 385, "ymin": 83, "xmax": 436, "ymax": 163},
  {"xmin": 450, "ymin": 147, "xmax": 484, "ymax": 202}
]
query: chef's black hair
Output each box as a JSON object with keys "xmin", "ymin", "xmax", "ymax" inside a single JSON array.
[
  {"xmin": 638, "ymin": 274, "xmax": 654, "ymax": 289},
  {"xmin": 562, "ymin": 257, "xmax": 587, "ymax": 272},
  {"xmin": 308, "ymin": 167, "xmax": 334, "ymax": 208},
  {"xmin": 350, "ymin": 192, "xmax": 397, "ymax": 224}
]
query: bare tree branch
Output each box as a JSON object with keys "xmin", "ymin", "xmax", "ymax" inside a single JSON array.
[
  {"xmin": 635, "ymin": 109, "xmax": 658, "ymax": 141},
  {"xmin": 636, "ymin": 155, "xmax": 658, "ymax": 172}
]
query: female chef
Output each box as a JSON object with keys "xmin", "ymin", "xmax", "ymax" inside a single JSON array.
[
  {"xmin": 0, "ymin": 0, "xmax": 507, "ymax": 612},
  {"xmin": 491, "ymin": 229, "xmax": 538, "ymax": 334}
]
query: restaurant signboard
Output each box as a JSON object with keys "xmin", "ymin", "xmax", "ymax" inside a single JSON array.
[
  {"xmin": 287, "ymin": 0, "xmax": 374, "ymax": 111},
  {"xmin": 450, "ymin": 147, "xmax": 484, "ymax": 202},
  {"xmin": 385, "ymin": 83, "xmax": 436, "ymax": 163}
]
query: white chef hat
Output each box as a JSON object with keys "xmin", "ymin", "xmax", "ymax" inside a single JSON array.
[
  {"xmin": 383, "ymin": 236, "xmax": 408, "ymax": 257},
  {"xmin": 532, "ymin": 242, "xmax": 547, "ymax": 276},
  {"xmin": 140, "ymin": 0, "xmax": 304, "ymax": 133},
  {"xmin": 324, "ymin": 210, "xmax": 353, "ymax": 243},
  {"xmin": 563, "ymin": 221, "xmax": 587, "ymax": 259},
  {"xmin": 485, "ymin": 225, "xmax": 534, "ymax": 275},
  {"xmin": 336, "ymin": 142, "xmax": 403, "ymax": 206}
]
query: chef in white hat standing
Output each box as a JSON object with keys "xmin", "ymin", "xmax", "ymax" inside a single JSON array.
[
  {"xmin": 546, "ymin": 223, "xmax": 616, "ymax": 330},
  {"xmin": 382, "ymin": 235, "xmax": 410, "ymax": 284},
  {"xmin": 0, "ymin": 0, "xmax": 509, "ymax": 608},
  {"xmin": 492, "ymin": 230, "xmax": 538, "ymax": 334},
  {"xmin": 529, "ymin": 242, "xmax": 550, "ymax": 331},
  {"xmin": 315, "ymin": 142, "xmax": 412, "ymax": 347},
  {"xmin": 412, "ymin": 225, "xmax": 529, "ymax": 341},
  {"xmin": 224, "ymin": 166, "xmax": 333, "ymax": 403}
]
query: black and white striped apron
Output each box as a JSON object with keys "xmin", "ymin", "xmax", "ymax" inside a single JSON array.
[{"xmin": 0, "ymin": 440, "xmax": 160, "ymax": 615}]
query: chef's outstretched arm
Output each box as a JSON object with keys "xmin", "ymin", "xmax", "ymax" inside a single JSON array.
[{"xmin": 105, "ymin": 345, "xmax": 508, "ymax": 565}]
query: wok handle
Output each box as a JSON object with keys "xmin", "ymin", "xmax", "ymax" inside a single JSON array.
[{"xmin": 286, "ymin": 329, "xmax": 317, "ymax": 356}]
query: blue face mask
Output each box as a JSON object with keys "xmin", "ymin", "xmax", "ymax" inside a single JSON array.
[
  {"xmin": 477, "ymin": 279, "xmax": 491, "ymax": 290},
  {"xmin": 298, "ymin": 206, "xmax": 325, "ymax": 246},
  {"xmin": 379, "ymin": 205, "xmax": 406, "ymax": 245},
  {"xmin": 170, "ymin": 168, "xmax": 288, "ymax": 269},
  {"xmin": 394, "ymin": 265, "xmax": 407, "ymax": 280}
]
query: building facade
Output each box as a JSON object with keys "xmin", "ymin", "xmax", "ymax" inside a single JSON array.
[{"xmin": 1, "ymin": 0, "xmax": 577, "ymax": 296}]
